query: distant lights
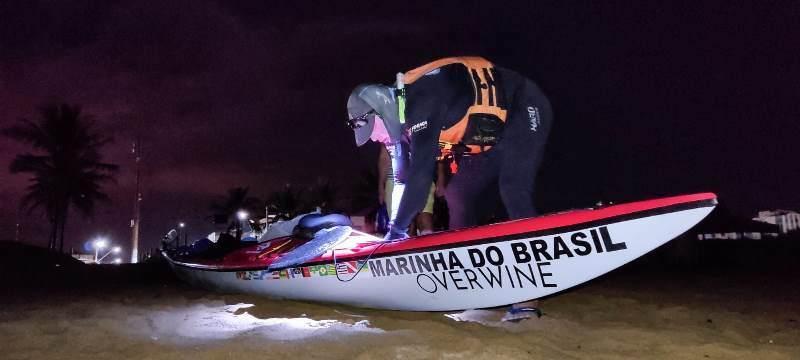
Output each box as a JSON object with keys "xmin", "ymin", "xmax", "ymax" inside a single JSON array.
[
  {"xmin": 237, "ymin": 210, "xmax": 249, "ymax": 221},
  {"xmin": 93, "ymin": 238, "xmax": 108, "ymax": 250},
  {"xmin": 91, "ymin": 237, "xmax": 122, "ymax": 264},
  {"xmin": 113, "ymin": 258, "xmax": 122, "ymax": 264}
]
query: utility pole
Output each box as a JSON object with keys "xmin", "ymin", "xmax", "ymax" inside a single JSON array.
[
  {"xmin": 15, "ymin": 209, "xmax": 23, "ymax": 243},
  {"xmin": 130, "ymin": 136, "xmax": 142, "ymax": 263}
]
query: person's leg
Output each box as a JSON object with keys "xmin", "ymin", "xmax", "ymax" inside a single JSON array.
[
  {"xmin": 498, "ymin": 145, "xmax": 546, "ymax": 219},
  {"xmin": 444, "ymin": 153, "xmax": 499, "ymax": 230},
  {"xmin": 498, "ymin": 79, "xmax": 553, "ymax": 221},
  {"xmin": 416, "ymin": 183, "xmax": 436, "ymax": 235},
  {"xmin": 408, "ymin": 217, "xmax": 418, "ymax": 236},
  {"xmin": 497, "ymin": 78, "xmax": 554, "ymax": 321},
  {"xmin": 384, "ymin": 179, "xmax": 394, "ymax": 221},
  {"xmin": 432, "ymin": 196, "xmax": 449, "ymax": 231},
  {"xmin": 416, "ymin": 213, "xmax": 433, "ymax": 235}
]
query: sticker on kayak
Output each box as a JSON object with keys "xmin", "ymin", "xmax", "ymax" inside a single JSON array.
[{"xmin": 236, "ymin": 260, "xmax": 370, "ymax": 281}]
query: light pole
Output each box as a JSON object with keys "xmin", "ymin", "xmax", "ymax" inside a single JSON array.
[
  {"xmin": 236, "ymin": 210, "xmax": 249, "ymax": 240},
  {"xmin": 93, "ymin": 238, "xmax": 108, "ymax": 263},
  {"xmin": 178, "ymin": 222, "xmax": 186, "ymax": 246},
  {"xmin": 130, "ymin": 136, "xmax": 142, "ymax": 264}
]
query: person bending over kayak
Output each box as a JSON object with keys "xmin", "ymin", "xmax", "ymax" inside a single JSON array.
[
  {"xmin": 346, "ymin": 56, "xmax": 553, "ymax": 322},
  {"xmin": 348, "ymin": 93, "xmax": 437, "ymax": 235}
]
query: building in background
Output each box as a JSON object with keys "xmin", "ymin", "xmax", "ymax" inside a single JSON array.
[
  {"xmin": 72, "ymin": 253, "xmax": 95, "ymax": 264},
  {"xmin": 753, "ymin": 210, "xmax": 800, "ymax": 234}
]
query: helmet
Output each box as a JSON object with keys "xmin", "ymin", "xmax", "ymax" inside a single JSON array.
[{"xmin": 346, "ymin": 84, "xmax": 402, "ymax": 146}]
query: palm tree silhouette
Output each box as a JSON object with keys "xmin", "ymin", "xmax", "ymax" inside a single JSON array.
[
  {"xmin": 307, "ymin": 177, "xmax": 340, "ymax": 213},
  {"xmin": 3, "ymin": 104, "xmax": 118, "ymax": 252},
  {"xmin": 266, "ymin": 183, "xmax": 302, "ymax": 220},
  {"xmin": 210, "ymin": 186, "xmax": 264, "ymax": 224}
]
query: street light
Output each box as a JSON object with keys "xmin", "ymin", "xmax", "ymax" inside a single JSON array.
[
  {"xmin": 93, "ymin": 237, "xmax": 107, "ymax": 263},
  {"xmin": 94, "ymin": 239, "xmax": 122, "ymax": 264},
  {"xmin": 235, "ymin": 210, "xmax": 250, "ymax": 240},
  {"xmin": 178, "ymin": 222, "xmax": 186, "ymax": 246}
]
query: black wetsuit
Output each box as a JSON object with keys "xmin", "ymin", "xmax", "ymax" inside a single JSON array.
[{"xmin": 393, "ymin": 64, "xmax": 553, "ymax": 231}]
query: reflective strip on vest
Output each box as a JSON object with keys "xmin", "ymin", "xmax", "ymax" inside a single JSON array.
[{"xmin": 403, "ymin": 57, "xmax": 507, "ymax": 154}]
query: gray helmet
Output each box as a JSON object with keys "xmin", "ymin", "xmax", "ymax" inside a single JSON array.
[{"xmin": 346, "ymin": 84, "xmax": 403, "ymax": 146}]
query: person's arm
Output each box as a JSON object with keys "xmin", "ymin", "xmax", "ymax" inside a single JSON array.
[
  {"xmin": 390, "ymin": 123, "xmax": 438, "ymax": 234},
  {"xmin": 377, "ymin": 145, "xmax": 389, "ymax": 205},
  {"xmin": 387, "ymin": 66, "xmax": 461, "ymax": 239}
]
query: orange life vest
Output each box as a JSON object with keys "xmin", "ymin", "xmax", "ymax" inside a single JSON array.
[{"xmin": 403, "ymin": 57, "xmax": 508, "ymax": 156}]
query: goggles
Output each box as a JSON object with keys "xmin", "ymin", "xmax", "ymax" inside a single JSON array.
[{"xmin": 347, "ymin": 110, "xmax": 376, "ymax": 129}]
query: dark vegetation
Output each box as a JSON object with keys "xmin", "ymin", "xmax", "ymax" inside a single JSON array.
[
  {"xmin": 2, "ymin": 104, "xmax": 118, "ymax": 253},
  {"xmin": 0, "ymin": 241, "xmax": 175, "ymax": 301}
]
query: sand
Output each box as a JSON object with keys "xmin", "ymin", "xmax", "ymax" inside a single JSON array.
[
  {"xmin": 0, "ymin": 271, "xmax": 797, "ymax": 359},
  {"xmin": 1, "ymin": 240, "xmax": 798, "ymax": 359}
]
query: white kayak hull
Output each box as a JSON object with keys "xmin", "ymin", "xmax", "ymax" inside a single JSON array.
[{"xmin": 166, "ymin": 193, "xmax": 716, "ymax": 311}]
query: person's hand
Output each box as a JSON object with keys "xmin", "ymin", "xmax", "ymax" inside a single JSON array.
[
  {"xmin": 384, "ymin": 226, "xmax": 409, "ymax": 241},
  {"xmin": 375, "ymin": 204, "xmax": 390, "ymax": 234}
]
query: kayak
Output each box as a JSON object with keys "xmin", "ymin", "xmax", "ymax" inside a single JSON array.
[{"xmin": 163, "ymin": 192, "xmax": 716, "ymax": 311}]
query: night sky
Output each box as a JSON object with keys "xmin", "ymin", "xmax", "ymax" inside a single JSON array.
[{"xmin": 1, "ymin": 1, "xmax": 798, "ymax": 255}]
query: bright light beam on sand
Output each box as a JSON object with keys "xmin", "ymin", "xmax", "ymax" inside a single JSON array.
[{"xmin": 143, "ymin": 303, "xmax": 383, "ymax": 342}]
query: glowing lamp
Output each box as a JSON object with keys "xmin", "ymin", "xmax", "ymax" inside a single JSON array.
[{"xmin": 94, "ymin": 238, "xmax": 108, "ymax": 249}]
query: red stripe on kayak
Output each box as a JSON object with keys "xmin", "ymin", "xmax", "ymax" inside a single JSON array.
[
  {"xmin": 171, "ymin": 192, "xmax": 716, "ymax": 270},
  {"xmin": 314, "ymin": 192, "xmax": 716, "ymax": 262}
]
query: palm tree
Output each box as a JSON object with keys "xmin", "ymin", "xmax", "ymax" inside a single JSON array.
[
  {"xmin": 3, "ymin": 104, "xmax": 118, "ymax": 252},
  {"xmin": 210, "ymin": 186, "xmax": 264, "ymax": 223},
  {"xmin": 266, "ymin": 183, "xmax": 302, "ymax": 220},
  {"xmin": 307, "ymin": 177, "xmax": 340, "ymax": 213}
]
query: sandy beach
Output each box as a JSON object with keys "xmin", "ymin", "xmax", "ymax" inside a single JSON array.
[{"xmin": 1, "ymin": 240, "xmax": 798, "ymax": 360}]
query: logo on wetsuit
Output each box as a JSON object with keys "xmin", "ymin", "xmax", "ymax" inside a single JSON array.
[
  {"xmin": 527, "ymin": 106, "xmax": 540, "ymax": 132},
  {"xmin": 410, "ymin": 121, "xmax": 428, "ymax": 134}
]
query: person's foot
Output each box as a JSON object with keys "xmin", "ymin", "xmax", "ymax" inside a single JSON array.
[{"xmin": 501, "ymin": 306, "xmax": 543, "ymax": 322}]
